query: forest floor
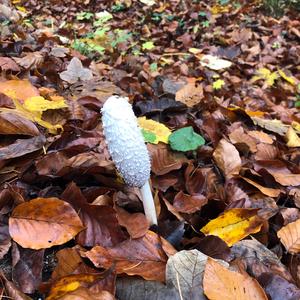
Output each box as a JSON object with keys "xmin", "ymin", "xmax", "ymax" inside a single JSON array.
[{"xmin": 0, "ymin": 0, "xmax": 300, "ymax": 299}]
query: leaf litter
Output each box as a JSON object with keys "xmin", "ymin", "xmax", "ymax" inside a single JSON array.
[{"xmin": 0, "ymin": 0, "xmax": 300, "ymax": 299}]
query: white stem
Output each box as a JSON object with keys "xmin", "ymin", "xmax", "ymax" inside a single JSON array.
[{"xmin": 140, "ymin": 180, "xmax": 158, "ymax": 225}]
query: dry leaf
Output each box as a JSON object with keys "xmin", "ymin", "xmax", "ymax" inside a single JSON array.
[
  {"xmin": 286, "ymin": 126, "xmax": 300, "ymax": 147},
  {"xmin": 200, "ymin": 208, "xmax": 264, "ymax": 246},
  {"xmin": 213, "ymin": 139, "xmax": 242, "ymax": 179},
  {"xmin": 175, "ymin": 81, "xmax": 204, "ymax": 107},
  {"xmin": 200, "ymin": 55, "xmax": 232, "ymax": 70},
  {"xmin": 241, "ymin": 177, "xmax": 281, "ymax": 197},
  {"xmin": 9, "ymin": 198, "xmax": 84, "ymax": 250},
  {"xmin": 203, "ymin": 258, "xmax": 268, "ymax": 300},
  {"xmin": 83, "ymin": 231, "xmax": 176, "ymax": 282},
  {"xmin": 277, "ymin": 219, "xmax": 300, "ymax": 254}
]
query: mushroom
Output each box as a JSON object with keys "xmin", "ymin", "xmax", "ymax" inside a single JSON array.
[{"xmin": 101, "ymin": 96, "xmax": 157, "ymax": 225}]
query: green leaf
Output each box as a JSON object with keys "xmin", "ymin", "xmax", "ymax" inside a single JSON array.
[
  {"xmin": 169, "ymin": 127, "xmax": 205, "ymax": 152},
  {"xmin": 213, "ymin": 79, "xmax": 225, "ymax": 90},
  {"xmin": 142, "ymin": 41, "xmax": 155, "ymax": 50},
  {"xmin": 295, "ymin": 101, "xmax": 300, "ymax": 108},
  {"xmin": 141, "ymin": 129, "xmax": 157, "ymax": 143}
]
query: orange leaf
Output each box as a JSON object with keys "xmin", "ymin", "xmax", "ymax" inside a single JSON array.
[
  {"xmin": 200, "ymin": 208, "xmax": 263, "ymax": 246},
  {"xmin": 241, "ymin": 177, "xmax": 281, "ymax": 197},
  {"xmin": 175, "ymin": 80, "xmax": 204, "ymax": 107},
  {"xmin": 213, "ymin": 139, "xmax": 242, "ymax": 179},
  {"xmin": 203, "ymin": 258, "xmax": 268, "ymax": 300},
  {"xmin": 0, "ymin": 80, "xmax": 39, "ymax": 103},
  {"xmin": 277, "ymin": 219, "xmax": 300, "ymax": 254},
  {"xmin": 269, "ymin": 172, "xmax": 300, "ymax": 186},
  {"xmin": 9, "ymin": 198, "xmax": 84, "ymax": 249},
  {"xmin": 83, "ymin": 231, "xmax": 176, "ymax": 282}
]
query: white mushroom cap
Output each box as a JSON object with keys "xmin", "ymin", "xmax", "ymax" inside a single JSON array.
[{"xmin": 101, "ymin": 96, "xmax": 151, "ymax": 187}]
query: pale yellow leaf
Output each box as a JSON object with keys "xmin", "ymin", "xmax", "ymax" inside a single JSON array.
[{"xmin": 286, "ymin": 126, "xmax": 300, "ymax": 147}]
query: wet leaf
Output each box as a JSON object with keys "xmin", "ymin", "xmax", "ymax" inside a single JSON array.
[
  {"xmin": 203, "ymin": 258, "xmax": 268, "ymax": 300},
  {"xmin": 9, "ymin": 197, "xmax": 84, "ymax": 249},
  {"xmin": 137, "ymin": 117, "xmax": 171, "ymax": 144},
  {"xmin": 200, "ymin": 208, "xmax": 264, "ymax": 246},
  {"xmin": 169, "ymin": 126, "xmax": 205, "ymax": 152},
  {"xmin": 277, "ymin": 219, "xmax": 300, "ymax": 254}
]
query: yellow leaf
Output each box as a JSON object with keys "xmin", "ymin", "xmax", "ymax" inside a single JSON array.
[
  {"xmin": 278, "ymin": 69, "xmax": 296, "ymax": 86},
  {"xmin": 213, "ymin": 79, "xmax": 225, "ymax": 90},
  {"xmin": 200, "ymin": 208, "xmax": 263, "ymax": 246},
  {"xmin": 211, "ymin": 5, "xmax": 230, "ymax": 14},
  {"xmin": 138, "ymin": 117, "xmax": 171, "ymax": 144},
  {"xmin": 251, "ymin": 68, "xmax": 279, "ymax": 87},
  {"xmin": 286, "ymin": 126, "xmax": 300, "ymax": 147},
  {"xmin": 23, "ymin": 96, "xmax": 68, "ymax": 112},
  {"xmin": 292, "ymin": 121, "xmax": 300, "ymax": 132}
]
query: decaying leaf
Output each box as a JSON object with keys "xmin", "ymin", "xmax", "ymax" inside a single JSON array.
[
  {"xmin": 203, "ymin": 258, "xmax": 268, "ymax": 300},
  {"xmin": 277, "ymin": 219, "xmax": 300, "ymax": 254},
  {"xmin": 200, "ymin": 208, "xmax": 264, "ymax": 246},
  {"xmin": 9, "ymin": 198, "xmax": 84, "ymax": 249}
]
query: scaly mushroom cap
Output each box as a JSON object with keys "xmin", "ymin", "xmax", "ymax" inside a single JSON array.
[{"xmin": 101, "ymin": 96, "xmax": 151, "ymax": 187}]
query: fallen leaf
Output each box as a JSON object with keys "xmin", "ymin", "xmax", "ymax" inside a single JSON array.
[
  {"xmin": 213, "ymin": 139, "xmax": 242, "ymax": 179},
  {"xmin": 200, "ymin": 208, "xmax": 264, "ymax": 246},
  {"xmin": 0, "ymin": 80, "xmax": 39, "ymax": 103},
  {"xmin": 0, "ymin": 135, "xmax": 46, "ymax": 161},
  {"xmin": 0, "ymin": 57, "xmax": 20, "ymax": 72},
  {"xmin": 46, "ymin": 273, "xmax": 110, "ymax": 300},
  {"xmin": 251, "ymin": 117, "xmax": 290, "ymax": 136},
  {"xmin": 278, "ymin": 69, "xmax": 296, "ymax": 86},
  {"xmin": 173, "ymin": 191, "xmax": 207, "ymax": 214},
  {"xmin": 137, "ymin": 117, "xmax": 171, "ymax": 144},
  {"xmin": 241, "ymin": 177, "xmax": 281, "ymax": 197},
  {"xmin": 248, "ymin": 130, "xmax": 273, "ymax": 144},
  {"xmin": 23, "ymin": 96, "xmax": 68, "ymax": 113},
  {"xmin": 60, "ymin": 57, "xmax": 93, "ymax": 84},
  {"xmin": 175, "ymin": 81, "xmax": 204, "ymax": 107},
  {"xmin": 200, "ymin": 55, "xmax": 232, "ymax": 70},
  {"xmin": 251, "ymin": 68, "xmax": 279, "ymax": 87},
  {"xmin": 277, "ymin": 219, "xmax": 300, "ymax": 254},
  {"xmin": 203, "ymin": 258, "xmax": 268, "ymax": 300},
  {"xmin": 166, "ymin": 249, "xmax": 225, "ymax": 300},
  {"xmin": 12, "ymin": 243, "xmax": 44, "ymax": 293},
  {"xmin": 139, "ymin": 0, "xmax": 155, "ymax": 5},
  {"xmin": 0, "ymin": 112, "xmax": 39, "ymax": 135},
  {"xmin": 269, "ymin": 172, "xmax": 300, "ymax": 186},
  {"xmin": 231, "ymin": 239, "xmax": 293, "ymax": 282},
  {"xmin": 213, "ymin": 79, "xmax": 225, "ymax": 90},
  {"xmin": 83, "ymin": 231, "xmax": 176, "ymax": 282},
  {"xmin": 13, "ymin": 52, "xmax": 44, "ymax": 69},
  {"xmin": 55, "ymin": 288, "xmax": 115, "ymax": 300},
  {"xmin": 286, "ymin": 126, "xmax": 300, "ymax": 147},
  {"xmin": 9, "ymin": 197, "xmax": 84, "ymax": 250},
  {"xmin": 169, "ymin": 126, "xmax": 205, "ymax": 152}
]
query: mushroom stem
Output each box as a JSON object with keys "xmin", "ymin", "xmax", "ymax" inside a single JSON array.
[{"xmin": 140, "ymin": 180, "xmax": 158, "ymax": 225}]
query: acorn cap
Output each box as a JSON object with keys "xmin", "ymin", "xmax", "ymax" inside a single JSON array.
[{"xmin": 101, "ymin": 96, "xmax": 151, "ymax": 187}]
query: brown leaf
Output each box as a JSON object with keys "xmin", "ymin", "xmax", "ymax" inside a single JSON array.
[
  {"xmin": 57, "ymin": 288, "xmax": 115, "ymax": 300},
  {"xmin": 9, "ymin": 197, "xmax": 84, "ymax": 249},
  {"xmin": 173, "ymin": 191, "xmax": 207, "ymax": 214},
  {"xmin": 12, "ymin": 243, "xmax": 44, "ymax": 293},
  {"xmin": 229, "ymin": 127, "xmax": 257, "ymax": 153},
  {"xmin": 248, "ymin": 130, "xmax": 273, "ymax": 144},
  {"xmin": 13, "ymin": 52, "xmax": 44, "ymax": 70},
  {"xmin": 269, "ymin": 172, "xmax": 300, "ymax": 187},
  {"xmin": 51, "ymin": 248, "xmax": 83, "ymax": 281},
  {"xmin": 0, "ymin": 57, "xmax": 20, "ymax": 72},
  {"xmin": 61, "ymin": 183, "xmax": 127, "ymax": 247},
  {"xmin": 0, "ymin": 112, "xmax": 40, "ymax": 135},
  {"xmin": 231, "ymin": 239, "xmax": 293, "ymax": 282},
  {"xmin": 203, "ymin": 258, "xmax": 268, "ymax": 300},
  {"xmin": 277, "ymin": 219, "xmax": 300, "ymax": 254},
  {"xmin": 254, "ymin": 144, "xmax": 278, "ymax": 160},
  {"xmin": 241, "ymin": 177, "xmax": 281, "ymax": 197},
  {"xmin": 83, "ymin": 231, "xmax": 176, "ymax": 282},
  {"xmin": 0, "ymin": 135, "xmax": 46, "ymax": 161},
  {"xmin": 148, "ymin": 143, "xmax": 186, "ymax": 176},
  {"xmin": 175, "ymin": 80, "xmax": 204, "ymax": 107},
  {"xmin": 114, "ymin": 206, "xmax": 149, "ymax": 239},
  {"xmin": 1, "ymin": 273, "xmax": 31, "ymax": 300},
  {"xmin": 213, "ymin": 139, "xmax": 242, "ymax": 179}
]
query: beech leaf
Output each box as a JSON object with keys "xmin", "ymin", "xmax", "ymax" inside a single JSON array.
[
  {"xmin": 200, "ymin": 208, "xmax": 264, "ymax": 246},
  {"xmin": 277, "ymin": 219, "xmax": 300, "ymax": 254}
]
